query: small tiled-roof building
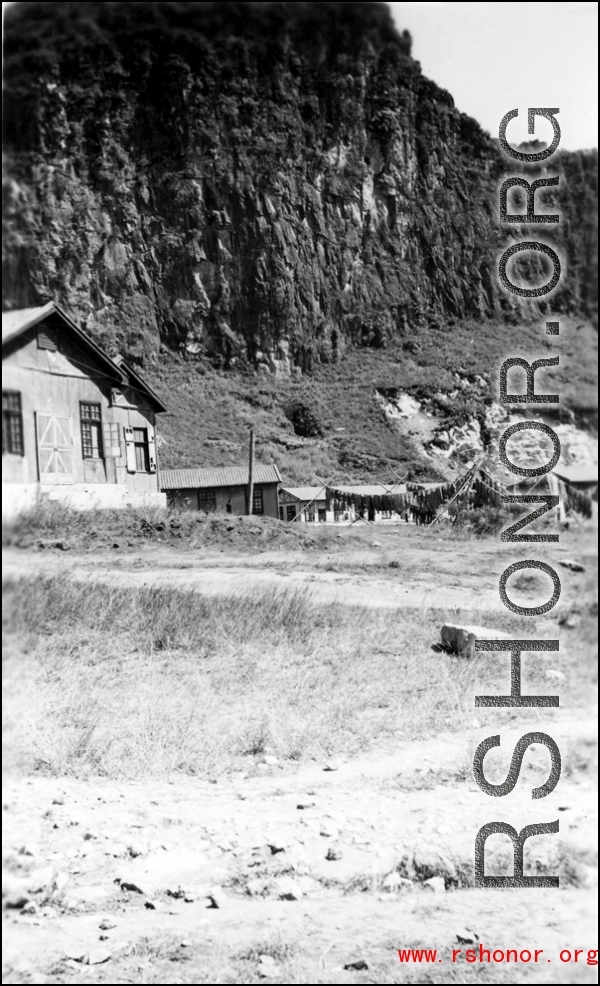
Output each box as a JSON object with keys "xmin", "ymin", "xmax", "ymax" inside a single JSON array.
[
  {"xmin": 161, "ymin": 464, "xmax": 282, "ymax": 518},
  {"xmin": 2, "ymin": 302, "xmax": 167, "ymax": 516},
  {"xmin": 278, "ymin": 486, "xmax": 328, "ymax": 523},
  {"xmin": 279, "ymin": 483, "xmax": 408, "ymax": 523},
  {"xmin": 551, "ymin": 464, "xmax": 598, "ymax": 494}
]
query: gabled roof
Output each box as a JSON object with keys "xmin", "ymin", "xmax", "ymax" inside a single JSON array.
[
  {"xmin": 331, "ymin": 483, "xmax": 407, "ymax": 496},
  {"xmin": 280, "ymin": 486, "xmax": 327, "ymax": 502},
  {"xmin": 552, "ymin": 464, "xmax": 598, "ymax": 485},
  {"xmin": 2, "ymin": 302, "xmax": 122, "ymax": 381},
  {"xmin": 160, "ymin": 464, "xmax": 282, "ymax": 490},
  {"xmin": 113, "ymin": 355, "xmax": 168, "ymax": 413},
  {"xmin": 2, "ymin": 301, "xmax": 166, "ymax": 412},
  {"xmin": 2, "ymin": 302, "xmax": 56, "ymax": 342}
]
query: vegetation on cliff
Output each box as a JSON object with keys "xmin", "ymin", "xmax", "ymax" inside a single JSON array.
[{"xmin": 3, "ymin": 1, "xmax": 597, "ymax": 479}]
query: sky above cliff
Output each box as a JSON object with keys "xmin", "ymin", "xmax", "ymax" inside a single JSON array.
[
  {"xmin": 391, "ymin": 1, "xmax": 598, "ymax": 150},
  {"xmin": 2, "ymin": 1, "xmax": 598, "ymax": 150}
]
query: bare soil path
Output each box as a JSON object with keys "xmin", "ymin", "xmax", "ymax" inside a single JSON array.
[{"xmin": 3, "ymin": 727, "xmax": 598, "ymax": 985}]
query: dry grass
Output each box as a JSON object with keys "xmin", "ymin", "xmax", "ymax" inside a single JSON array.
[{"xmin": 4, "ymin": 571, "xmax": 593, "ymax": 781}]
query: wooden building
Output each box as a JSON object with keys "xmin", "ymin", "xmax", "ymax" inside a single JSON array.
[
  {"xmin": 278, "ymin": 486, "xmax": 328, "ymax": 523},
  {"xmin": 551, "ymin": 464, "xmax": 598, "ymax": 497},
  {"xmin": 279, "ymin": 484, "xmax": 407, "ymax": 523},
  {"xmin": 2, "ymin": 302, "xmax": 167, "ymax": 515},
  {"xmin": 161, "ymin": 465, "xmax": 282, "ymax": 517}
]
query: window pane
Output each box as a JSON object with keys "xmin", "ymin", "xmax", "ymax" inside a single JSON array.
[
  {"xmin": 198, "ymin": 490, "xmax": 216, "ymax": 511},
  {"xmin": 82, "ymin": 420, "xmax": 102, "ymax": 458},
  {"xmin": 3, "ymin": 392, "xmax": 21, "ymax": 413},
  {"xmin": 252, "ymin": 488, "xmax": 263, "ymax": 514},
  {"xmin": 135, "ymin": 443, "xmax": 148, "ymax": 471},
  {"xmin": 132, "ymin": 428, "xmax": 147, "ymax": 442},
  {"xmin": 80, "ymin": 403, "xmax": 101, "ymax": 420},
  {"xmin": 2, "ymin": 392, "xmax": 24, "ymax": 455}
]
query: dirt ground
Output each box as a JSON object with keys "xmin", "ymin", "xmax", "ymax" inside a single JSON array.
[
  {"xmin": 2, "ymin": 523, "xmax": 598, "ymax": 984},
  {"xmin": 2, "ymin": 519, "xmax": 597, "ymax": 613}
]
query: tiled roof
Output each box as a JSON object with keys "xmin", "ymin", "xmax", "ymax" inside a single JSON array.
[
  {"xmin": 280, "ymin": 486, "xmax": 327, "ymax": 501},
  {"xmin": 160, "ymin": 464, "xmax": 282, "ymax": 490},
  {"xmin": 332, "ymin": 484, "xmax": 407, "ymax": 496},
  {"xmin": 552, "ymin": 464, "xmax": 598, "ymax": 484}
]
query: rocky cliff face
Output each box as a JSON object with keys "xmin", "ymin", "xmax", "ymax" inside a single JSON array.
[{"xmin": 3, "ymin": 1, "xmax": 597, "ymax": 373}]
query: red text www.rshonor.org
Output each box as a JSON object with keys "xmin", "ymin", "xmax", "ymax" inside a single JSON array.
[{"xmin": 397, "ymin": 946, "xmax": 598, "ymax": 966}]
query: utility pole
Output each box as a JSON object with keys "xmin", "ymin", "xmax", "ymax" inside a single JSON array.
[{"xmin": 247, "ymin": 429, "xmax": 255, "ymax": 515}]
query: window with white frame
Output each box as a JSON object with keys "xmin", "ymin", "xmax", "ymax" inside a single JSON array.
[{"xmin": 80, "ymin": 402, "xmax": 103, "ymax": 459}]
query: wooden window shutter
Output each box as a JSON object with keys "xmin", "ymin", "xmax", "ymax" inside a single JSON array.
[
  {"xmin": 102, "ymin": 422, "xmax": 121, "ymax": 457},
  {"xmin": 147, "ymin": 428, "xmax": 157, "ymax": 473},
  {"xmin": 124, "ymin": 426, "xmax": 136, "ymax": 472}
]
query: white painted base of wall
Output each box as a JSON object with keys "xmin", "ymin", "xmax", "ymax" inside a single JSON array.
[{"xmin": 2, "ymin": 482, "xmax": 166, "ymax": 518}]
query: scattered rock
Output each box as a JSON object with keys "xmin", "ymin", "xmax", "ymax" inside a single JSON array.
[
  {"xmin": 144, "ymin": 898, "xmax": 165, "ymax": 910},
  {"xmin": 381, "ymin": 872, "xmax": 412, "ymax": 892},
  {"xmin": 118, "ymin": 878, "xmax": 146, "ymax": 895},
  {"xmin": 456, "ymin": 928, "xmax": 479, "ymax": 945},
  {"xmin": 52, "ymin": 797, "xmax": 66, "ymax": 806},
  {"xmin": 261, "ymin": 755, "xmax": 279, "ymax": 766},
  {"xmin": 423, "ymin": 876, "xmax": 446, "ymax": 892},
  {"xmin": 246, "ymin": 877, "xmax": 268, "ymax": 897},
  {"xmin": 325, "ymin": 845, "xmax": 343, "ymax": 861},
  {"xmin": 440, "ymin": 623, "xmax": 510, "ymax": 659},
  {"xmin": 63, "ymin": 949, "xmax": 87, "ymax": 964},
  {"xmin": 296, "ymin": 802, "xmax": 315, "ymax": 810},
  {"xmin": 19, "ymin": 844, "xmax": 38, "ymax": 857},
  {"xmin": 274, "ymin": 876, "xmax": 303, "ymax": 900},
  {"xmin": 207, "ymin": 887, "xmax": 225, "ymax": 909},
  {"xmin": 558, "ymin": 559, "xmax": 585, "ymax": 573},
  {"xmin": 401, "ymin": 845, "xmax": 456, "ymax": 882},
  {"xmin": 127, "ymin": 842, "xmax": 147, "ymax": 858},
  {"xmin": 323, "ymin": 761, "xmax": 340, "ymax": 771},
  {"xmin": 85, "ymin": 949, "xmax": 112, "ymax": 965},
  {"xmin": 99, "ymin": 918, "xmax": 117, "ymax": 931},
  {"xmin": 3, "ymin": 883, "xmax": 31, "ymax": 909},
  {"xmin": 53, "ymin": 872, "xmax": 70, "ymax": 892},
  {"xmin": 27, "ymin": 866, "xmax": 54, "ymax": 893},
  {"xmin": 21, "ymin": 901, "xmax": 38, "ymax": 915},
  {"xmin": 258, "ymin": 954, "xmax": 281, "ymax": 978},
  {"xmin": 344, "ymin": 959, "xmax": 369, "ymax": 971}
]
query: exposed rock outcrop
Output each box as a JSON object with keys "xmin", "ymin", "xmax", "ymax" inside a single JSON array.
[{"xmin": 3, "ymin": 1, "xmax": 597, "ymax": 372}]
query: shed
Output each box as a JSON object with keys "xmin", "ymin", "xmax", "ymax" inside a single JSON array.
[
  {"xmin": 160, "ymin": 464, "xmax": 282, "ymax": 517},
  {"xmin": 551, "ymin": 464, "xmax": 598, "ymax": 494}
]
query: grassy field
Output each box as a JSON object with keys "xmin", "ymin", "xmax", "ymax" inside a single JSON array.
[
  {"xmin": 2, "ymin": 524, "xmax": 597, "ymax": 985},
  {"xmin": 148, "ymin": 315, "xmax": 598, "ymax": 485},
  {"xmin": 3, "ymin": 559, "xmax": 596, "ymax": 781}
]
